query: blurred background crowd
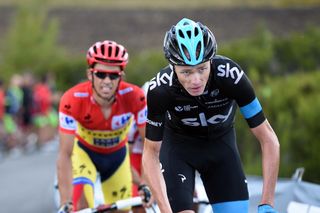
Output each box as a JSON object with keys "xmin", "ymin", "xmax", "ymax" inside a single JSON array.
[{"xmin": 0, "ymin": 72, "xmax": 61, "ymax": 158}]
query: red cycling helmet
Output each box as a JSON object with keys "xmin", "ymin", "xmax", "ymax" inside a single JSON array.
[{"xmin": 86, "ymin": 40, "xmax": 129, "ymax": 70}]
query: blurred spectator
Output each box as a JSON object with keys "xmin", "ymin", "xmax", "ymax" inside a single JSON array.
[
  {"xmin": 32, "ymin": 73, "xmax": 58, "ymax": 148},
  {"xmin": 0, "ymin": 79, "xmax": 6, "ymax": 156},
  {"xmin": 0, "ymin": 79, "xmax": 5, "ymax": 121},
  {"xmin": 20, "ymin": 72, "xmax": 37, "ymax": 149},
  {"xmin": 3, "ymin": 74, "xmax": 23, "ymax": 157},
  {"xmin": 5, "ymin": 74, "xmax": 23, "ymax": 116}
]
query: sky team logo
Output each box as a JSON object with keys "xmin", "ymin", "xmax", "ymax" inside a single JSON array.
[
  {"xmin": 112, "ymin": 113, "xmax": 132, "ymax": 129},
  {"xmin": 217, "ymin": 63, "xmax": 244, "ymax": 84},
  {"xmin": 59, "ymin": 112, "xmax": 77, "ymax": 131},
  {"xmin": 149, "ymin": 70, "xmax": 174, "ymax": 90}
]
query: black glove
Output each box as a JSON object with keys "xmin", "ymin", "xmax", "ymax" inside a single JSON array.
[
  {"xmin": 138, "ymin": 184, "xmax": 152, "ymax": 203},
  {"xmin": 57, "ymin": 201, "xmax": 73, "ymax": 213}
]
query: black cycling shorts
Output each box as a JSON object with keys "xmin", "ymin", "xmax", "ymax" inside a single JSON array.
[{"xmin": 159, "ymin": 127, "xmax": 249, "ymax": 212}]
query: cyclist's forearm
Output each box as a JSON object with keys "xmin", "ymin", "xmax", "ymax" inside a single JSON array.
[
  {"xmin": 57, "ymin": 153, "xmax": 73, "ymax": 204},
  {"xmin": 252, "ymin": 120, "xmax": 280, "ymax": 206},
  {"xmin": 260, "ymin": 135, "xmax": 279, "ymax": 206},
  {"xmin": 142, "ymin": 141, "xmax": 172, "ymax": 212}
]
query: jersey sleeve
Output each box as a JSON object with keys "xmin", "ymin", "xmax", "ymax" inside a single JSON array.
[
  {"xmin": 145, "ymin": 85, "xmax": 168, "ymax": 141},
  {"xmin": 130, "ymin": 86, "xmax": 147, "ymax": 127},
  {"xmin": 214, "ymin": 58, "xmax": 266, "ymax": 128},
  {"xmin": 58, "ymin": 91, "xmax": 77, "ymax": 134}
]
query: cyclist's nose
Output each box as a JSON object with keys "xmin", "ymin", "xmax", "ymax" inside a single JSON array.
[
  {"xmin": 102, "ymin": 75, "xmax": 112, "ymax": 82},
  {"xmin": 190, "ymin": 73, "xmax": 202, "ymax": 85}
]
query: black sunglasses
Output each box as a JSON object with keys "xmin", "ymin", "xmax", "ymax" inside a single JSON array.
[{"xmin": 94, "ymin": 72, "xmax": 121, "ymax": 80}]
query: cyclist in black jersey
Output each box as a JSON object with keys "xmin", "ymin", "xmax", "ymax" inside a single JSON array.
[{"xmin": 142, "ymin": 18, "xmax": 280, "ymax": 213}]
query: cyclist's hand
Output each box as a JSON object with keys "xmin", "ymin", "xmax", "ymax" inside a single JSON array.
[
  {"xmin": 138, "ymin": 184, "xmax": 153, "ymax": 207},
  {"xmin": 258, "ymin": 204, "xmax": 278, "ymax": 213},
  {"xmin": 58, "ymin": 201, "xmax": 73, "ymax": 213}
]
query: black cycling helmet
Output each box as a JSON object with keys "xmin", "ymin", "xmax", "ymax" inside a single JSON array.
[{"xmin": 163, "ymin": 18, "xmax": 217, "ymax": 66}]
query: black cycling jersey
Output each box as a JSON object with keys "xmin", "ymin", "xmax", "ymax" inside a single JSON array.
[{"xmin": 146, "ymin": 55, "xmax": 266, "ymax": 141}]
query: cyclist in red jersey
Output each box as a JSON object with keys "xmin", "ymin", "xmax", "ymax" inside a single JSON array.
[{"xmin": 57, "ymin": 40, "xmax": 151, "ymax": 213}]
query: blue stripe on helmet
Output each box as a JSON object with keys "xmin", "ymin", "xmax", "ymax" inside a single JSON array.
[{"xmin": 240, "ymin": 97, "xmax": 262, "ymax": 119}]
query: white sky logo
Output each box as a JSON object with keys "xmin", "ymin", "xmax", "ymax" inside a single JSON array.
[
  {"xmin": 160, "ymin": 163, "xmax": 164, "ymax": 173},
  {"xmin": 149, "ymin": 71, "xmax": 174, "ymax": 90},
  {"xmin": 178, "ymin": 174, "xmax": 186, "ymax": 183},
  {"xmin": 217, "ymin": 63, "xmax": 244, "ymax": 84}
]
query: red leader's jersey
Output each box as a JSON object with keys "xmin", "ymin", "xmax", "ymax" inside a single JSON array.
[{"xmin": 59, "ymin": 81, "xmax": 147, "ymax": 154}]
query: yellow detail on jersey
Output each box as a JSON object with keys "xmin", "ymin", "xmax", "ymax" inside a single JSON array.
[{"xmin": 76, "ymin": 116, "xmax": 133, "ymax": 148}]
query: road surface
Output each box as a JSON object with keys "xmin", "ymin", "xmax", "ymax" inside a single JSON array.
[{"xmin": 0, "ymin": 148, "xmax": 58, "ymax": 213}]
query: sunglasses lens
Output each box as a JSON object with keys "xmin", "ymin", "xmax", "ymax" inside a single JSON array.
[
  {"xmin": 95, "ymin": 72, "xmax": 107, "ymax": 79},
  {"xmin": 94, "ymin": 72, "xmax": 120, "ymax": 80},
  {"xmin": 108, "ymin": 73, "xmax": 120, "ymax": 80}
]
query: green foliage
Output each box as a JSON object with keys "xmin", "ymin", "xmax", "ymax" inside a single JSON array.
[
  {"xmin": 220, "ymin": 24, "xmax": 274, "ymax": 77},
  {"xmin": 274, "ymin": 26, "xmax": 320, "ymax": 73},
  {"xmin": 0, "ymin": 0, "xmax": 65, "ymax": 80},
  {"xmin": 0, "ymin": 0, "xmax": 87, "ymax": 90},
  {"xmin": 237, "ymin": 71, "xmax": 320, "ymax": 183},
  {"xmin": 265, "ymin": 71, "xmax": 320, "ymax": 182},
  {"xmin": 125, "ymin": 51, "xmax": 167, "ymax": 86},
  {"xmin": 219, "ymin": 25, "xmax": 320, "ymax": 78},
  {"xmin": 50, "ymin": 55, "xmax": 87, "ymax": 91}
]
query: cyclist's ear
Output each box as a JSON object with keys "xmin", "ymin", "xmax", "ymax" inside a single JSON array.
[{"xmin": 87, "ymin": 69, "xmax": 93, "ymax": 80}]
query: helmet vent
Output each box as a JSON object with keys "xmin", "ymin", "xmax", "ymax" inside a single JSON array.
[
  {"xmin": 194, "ymin": 27, "xmax": 199, "ymax": 36},
  {"xmin": 115, "ymin": 46, "xmax": 120, "ymax": 56},
  {"xmin": 181, "ymin": 44, "xmax": 190, "ymax": 60},
  {"xmin": 108, "ymin": 46, "xmax": 112, "ymax": 57},
  {"xmin": 186, "ymin": 30, "xmax": 191, "ymax": 38},
  {"xmin": 95, "ymin": 57, "xmax": 123, "ymax": 64},
  {"xmin": 178, "ymin": 30, "xmax": 184, "ymax": 38},
  {"xmin": 196, "ymin": 42, "xmax": 201, "ymax": 59},
  {"xmin": 207, "ymin": 49, "xmax": 214, "ymax": 59},
  {"xmin": 121, "ymin": 50, "xmax": 126, "ymax": 58},
  {"xmin": 101, "ymin": 45, "xmax": 105, "ymax": 55}
]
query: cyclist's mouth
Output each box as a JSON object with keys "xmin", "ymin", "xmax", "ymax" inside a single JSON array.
[
  {"xmin": 100, "ymin": 85, "xmax": 113, "ymax": 94},
  {"xmin": 190, "ymin": 86, "xmax": 202, "ymax": 93}
]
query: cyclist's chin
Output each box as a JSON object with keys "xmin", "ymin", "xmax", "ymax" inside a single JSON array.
[
  {"xmin": 186, "ymin": 88, "xmax": 204, "ymax": 96},
  {"xmin": 97, "ymin": 90, "xmax": 115, "ymax": 99}
]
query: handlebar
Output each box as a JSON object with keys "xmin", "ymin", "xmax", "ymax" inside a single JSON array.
[{"xmin": 74, "ymin": 196, "xmax": 142, "ymax": 213}]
